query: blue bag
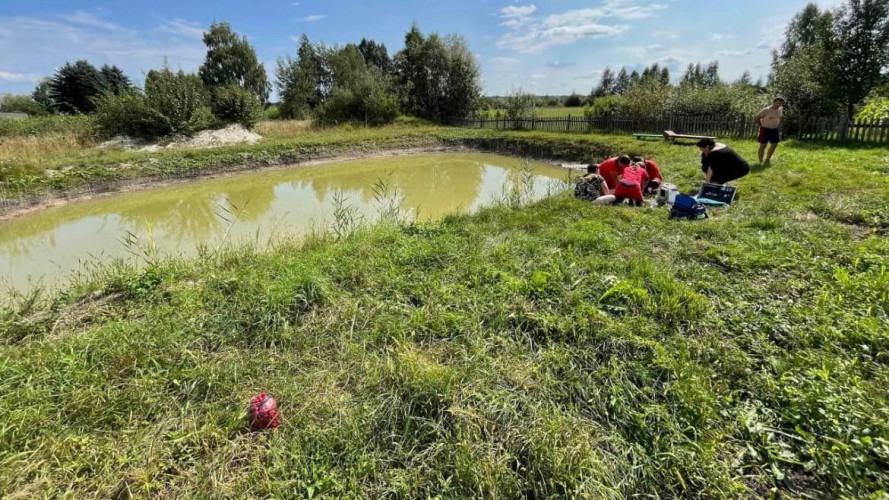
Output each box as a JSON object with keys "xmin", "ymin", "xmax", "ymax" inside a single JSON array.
[{"xmin": 670, "ymin": 194, "xmax": 709, "ymax": 220}]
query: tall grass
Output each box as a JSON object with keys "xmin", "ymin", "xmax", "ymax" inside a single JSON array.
[{"xmin": 255, "ymin": 119, "xmax": 313, "ymax": 139}]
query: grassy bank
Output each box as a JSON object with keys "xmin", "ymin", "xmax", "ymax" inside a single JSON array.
[
  {"xmin": 0, "ymin": 119, "xmax": 662, "ymax": 212},
  {"xmin": 1, "ymin": 132, "xmax": 888, "ymax": 498}
]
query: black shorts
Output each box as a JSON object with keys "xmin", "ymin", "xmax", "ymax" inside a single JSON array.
[
  {"xmin": 712, "ymin": 164, "xmax": 750, "ymax": 184},
  {"xmin": 758, "ymin": 127, "xmax": 780, "ymax": 144}
]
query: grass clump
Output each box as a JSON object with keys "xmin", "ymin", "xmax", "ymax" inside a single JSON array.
[{"xmin": 1, "ymin": 134, "xmax": 887, "ymax": 498}]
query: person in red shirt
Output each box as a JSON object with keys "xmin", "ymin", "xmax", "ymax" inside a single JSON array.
[
  {"xmin": 632, "ymin": 156, "xmax": 663, "ymax": 194},
  {"xmin": 598, "ymin": 155, "xmax": 632, "ymax": 191},
  {"xmin": 613, "ymin": 161, "xmax": 650, "ymax": 206}
]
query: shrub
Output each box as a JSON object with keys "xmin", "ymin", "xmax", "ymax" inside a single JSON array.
[
  {"xmin": 314, "ymin": 71, "xmax": 399, "ymax": 126},
  {"xmin": 93, "ymin": 92, "xmax": 171, "ymax": 139},
  {"xmin": 505, "ymin": 87, "xmax": 537, "ymax": 121},
  {"xmin": 0, "ymin": 115, "xmax": 94, "ymax": 138},
  {"xmin": 263, "ymin": 105, "xmax": 282, "ymax": 120},
  {"xmin": 211, "ymin": 84, "xmax": 264, "ymax": 128},
  {"xmin": 144, "ymin": 66, "xmax": 212, "ymax": 136},
  {"xmin": 0, "ymin": 94, "xmax": 42, "ymax": 115},
  {"xmin": 564, "ymin": 94, "xmax": 584, "ymax": 107}
]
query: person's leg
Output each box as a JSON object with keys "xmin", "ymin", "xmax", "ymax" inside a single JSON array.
[
  {"xmin": 766, "ymin": 143, "xmax": 778, "ymax": 163},
  {"xmin": 593, "ymin": 195, "xmax": 616, "ymax": 205},
  {"xmin": 757, "ymin": 127, "xmax": 767, "ymax": 163},
  {"xmin": 613, "ymin": 196, "xmax": 626, "ymax": 205}
]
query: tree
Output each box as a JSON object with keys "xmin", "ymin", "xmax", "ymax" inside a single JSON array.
[
  {"xmin": 275, "ymin": 34, "xmax": 328, "ymax": 118},
  {"xmin": 829, "ymin": 0, "xmax": 889, "ymax": 116},
  {"xmin": 592, "ymin": 67, "xmax": 616, "ymax": 97},
  {"xmin": 660, "ymin": 67, "xmax": 671, "ymax": 85},
  {"xmin": 393, "ymin": 26, "xmax": 480, "ymax": 121},
  {"xmin": 100, "ymin": 65, "xmax": 133, "ymax": 95},
  {"xmin": 31, "ymin": 79, "xmax": 56, "ymax": 114},
  {"xmin": 504, "ymin": 86, "xmax": 537, "ymax": 121},
  {"xmin": 614, "ymin": 67, "xmax": 632, "ymax": 94},
  {"xmin": 48, "ymin": 60, "xmax": 108, "ymax": 114},
  {"xmin": 564, "ymin": 93, "xmax": 584, "ymax": 107},
  {"xmin": 358, "ymin": 38, "xmax": 392, "ymax": 73},
  {"xmin": 0, "ymin": 94, "xmax": 41, "ymax": 114},
  {"xmin": 780, "ymin": 3, "xmax": 834, "ymax": 60},
  {"xmin": 704, "ymin": 61, "xmax": 721, "ymax": 88},
  {"xmin": 199, "ymin": 22, "xmax": 270, "ymax": 103}
]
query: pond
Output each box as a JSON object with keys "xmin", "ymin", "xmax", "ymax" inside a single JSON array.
[{"xmin": 0, "ymin": 153, "xmax": 567, "ymax": 294}]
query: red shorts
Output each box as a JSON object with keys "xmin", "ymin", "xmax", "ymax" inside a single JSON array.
[{"xmin": 614, "ymin": 182, "xmax": 643, "ymax": 202}]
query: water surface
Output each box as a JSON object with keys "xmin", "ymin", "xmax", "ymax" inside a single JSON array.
[{"xmin": 0, "ymin": 153, "xmax": 565, "ymax": 293}]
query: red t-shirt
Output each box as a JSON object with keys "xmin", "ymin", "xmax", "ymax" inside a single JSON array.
[
  {"xmin": 644, "ymin": 160, "xmax": 662, "ymax": 182},
  {"xmin": 598, "ymin": 157, "xmax": 623, "ymax": 190},
  {"xmin": 620, "ymin": 164, "xmax": 649, "ymax": 186}
]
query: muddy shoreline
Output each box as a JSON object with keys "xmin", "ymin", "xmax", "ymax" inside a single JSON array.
[{"xmin": 1, "ymin": 146, "xmax": 569, "ymax": 222}]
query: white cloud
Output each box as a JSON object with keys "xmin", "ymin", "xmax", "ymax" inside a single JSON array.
[
  {"xmin": 61, "ymin": 11, "xmax": 130, "ymax": 34},
  {"xmin": 158, "ymin": 19, "xmax": 206, "ymax": 40},
  {"xmin": 709, "ymin": 34, "xmax": 733, "ymax": 41},
  {"xmin": 654, "ymin": 30, "xmax": 678, "ymax": 39},
  {"xmin": 0, "ymin": 71, "xmax": 36, "ymax": 83},
  {"xmin": 489, "ymin": 56, "xmax": 521, "ymax": 67},
  {"xmin": 717, "ymin": 48, "xmax": 754, "ymax": 57},
  {"xmin": 0, "ymin": 14, "xmax": 207, "ymax": 91},
  {"xmin": 500, "ymin": 4, "xmax": 537, "ymax": 28},
  {"xmin": 497, "ymin": 0, "xmax": 667, "ymax": 54},
  {"xmin": 299, "ymin": 14, "xmax": 327, "ymax": 22}
]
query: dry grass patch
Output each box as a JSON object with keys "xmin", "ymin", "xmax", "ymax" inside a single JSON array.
[{"xmin": 256, "ymin": 119, "xmax": 313, "ymax": 140}]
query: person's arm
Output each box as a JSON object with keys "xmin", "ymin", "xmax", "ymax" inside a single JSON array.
[
  {"xmin": 599, "ymin": 178, "xmax": 610, "ymax": 196},
  {"xmin": 754, "ymin": 109, "xmax": 766, "ymax": 127},
  {"xmin": 706, "ymin": 167, "xmax": 713, "ymax": 184}
]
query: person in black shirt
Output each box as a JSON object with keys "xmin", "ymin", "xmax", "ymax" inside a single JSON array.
[{"xmin": 696, "ymin": 138, "xmax": 750, "ymax": 185}]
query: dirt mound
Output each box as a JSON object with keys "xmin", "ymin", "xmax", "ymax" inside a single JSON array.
[{"xmin": 98, "ymin": 124, "xmax": 262, "ymax": 152}]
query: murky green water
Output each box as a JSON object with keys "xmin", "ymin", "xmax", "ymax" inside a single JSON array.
[{"xmin": 0, "ymin": 153, "xmax": 566, "ymax": 293}]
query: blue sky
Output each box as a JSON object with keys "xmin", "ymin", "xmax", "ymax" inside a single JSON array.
[{"xmin": 0, "ymin": 0, "xmax": 844, "ymax": 98}]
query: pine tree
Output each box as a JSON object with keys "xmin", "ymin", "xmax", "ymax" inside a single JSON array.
[
  {"xmin": 592, "ymin": 67, "xmax": 616, "ymax": 97},
  {"xmin": 100, "ymin": 65, "xmax": 133, "ymax": 95},
  {"xmin": 660, "ymin": 67, "xmax": 671, "ymax": 85},
  {"xmin": 48, "ymin": 60, "xmax": 108, "ymax": 114},
  {"xmin": 614, "ymin": 67, "xmax": 631, "ymax": 94}
]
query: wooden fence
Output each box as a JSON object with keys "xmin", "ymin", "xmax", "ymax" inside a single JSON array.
[{"xmin": 455, "ymin": 115, "xmax": 889, "ymax": 144}]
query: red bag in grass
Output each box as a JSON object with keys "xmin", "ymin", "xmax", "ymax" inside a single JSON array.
[{"xmin": 249, "ymin": 393, "xmax": 280, "ymax": 430}]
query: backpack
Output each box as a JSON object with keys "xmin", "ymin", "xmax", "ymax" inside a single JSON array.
[{"xmin": 669, "ymin": 194, "xmax": 709, "ymax": 221}]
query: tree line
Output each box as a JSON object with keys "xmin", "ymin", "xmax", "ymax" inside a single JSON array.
[
  {"xmin": 579, "ymin": 0, "xmax": 889, "ymax": 126},
  {"xmin": 275, "ymin": 24, "xmax": 481, "ymax": 125},
  {"xmin": 1, "ymin": 22, "xmax": 482, "ymax": 137}
]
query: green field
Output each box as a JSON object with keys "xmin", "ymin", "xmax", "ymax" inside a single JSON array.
[
  {"xmin": 481, "ymin": 106, "xmax": 585, "ymax": 119},
  {"xmin": 1, "ymin": 124, "xmax": 889, "ymax": 498}
]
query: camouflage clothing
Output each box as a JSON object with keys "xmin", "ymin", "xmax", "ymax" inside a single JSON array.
[{"xmin": 574, "ymin": 174, "xmax": 606, "ymax": 201}]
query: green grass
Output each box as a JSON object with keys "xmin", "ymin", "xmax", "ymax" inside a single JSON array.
[{"xmin": 1, "ymin": 132, "xmax": 888, "ymax": 498}]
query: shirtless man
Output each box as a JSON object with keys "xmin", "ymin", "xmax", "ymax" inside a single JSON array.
[{"xmin": 755, "ymin": 97, "xmax": 786, "ymax": 164}]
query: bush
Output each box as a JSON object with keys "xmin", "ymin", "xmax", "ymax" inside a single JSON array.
[
  {"xmin": 564, "ymin": 94, "xmax": 584, "ymax": 107},
  {"xmin": 211, "ymin": 84, "xmax": 264, "ymax": 128},
  {"xmin": 145, "ymin": 67, "xmax": 212, "ymax": 136},
  {"xmin": 0, "ymin": 115, "xmax": 94, "ymax": 138},
  {"xmin": 314, "ymin": 72, "xmax": 399, "ymax": 126},
  {"xmin": 505, "ymin": 87, "xmax": 537, "ymax": 121},
  {"xmin": 93, "ymin": 92, "xmax": 171, "ymax": 139},
  {"xmin": 263, "ymin": 105, "xmax": 282, "ymax": 120},
  {"xmin": 0, "ymin": 94, "xmax": 42, "ymax": 115}
]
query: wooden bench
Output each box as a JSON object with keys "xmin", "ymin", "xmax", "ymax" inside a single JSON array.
[
  {"xmin": 632, "ymin": 133, "xmax": 662, "ymax": 141},
  {"xmin": 663, "ymin": 130, "xmax": 718, "ymax": 144}
]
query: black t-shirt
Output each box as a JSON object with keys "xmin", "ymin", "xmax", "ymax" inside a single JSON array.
[{"xmin": 701, "ymin": 146, "xmax": 750, "ymax": 183}]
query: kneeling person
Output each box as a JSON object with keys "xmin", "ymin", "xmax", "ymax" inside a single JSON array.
[
  {"xmin": 697, "ymin": 138, "xmax": 750, "ymax": 185},
  {"xmin": 574, "ymin": 164, "xmax": 615, "ymax": 205},
  {"xmin": 613, "ymin": 161, "xmax": 649, "ymax": 207},
  {"xmin": 633, "ymin": 156, "xmax": 662, "ymax": 194}
]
